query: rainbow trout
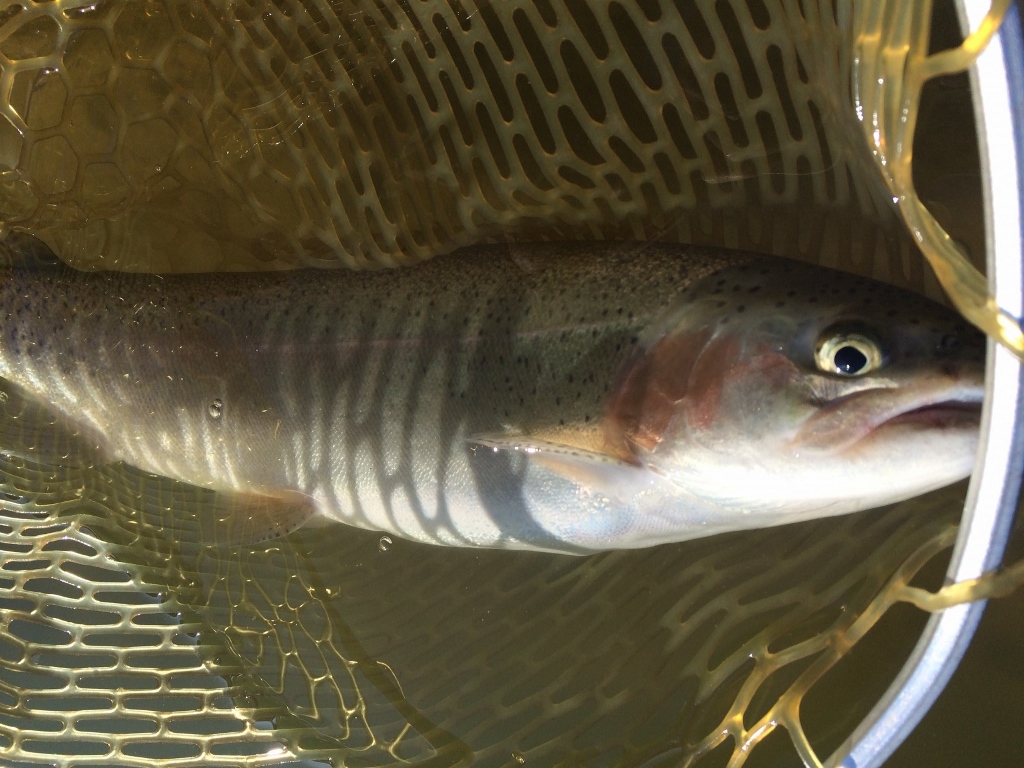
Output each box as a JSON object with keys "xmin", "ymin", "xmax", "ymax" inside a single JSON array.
[{"xmin": 0, "ymin": 243, "xmax": 984, "ymax": 554}]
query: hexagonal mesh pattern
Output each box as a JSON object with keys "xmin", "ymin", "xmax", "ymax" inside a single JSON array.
[
  {"xmin": 0, "ymin": 0, "xmax": 919, "ymax": 279},
  {"xmin": 0, "ymin": 442, "xmax": 967, "ymax": 766}
]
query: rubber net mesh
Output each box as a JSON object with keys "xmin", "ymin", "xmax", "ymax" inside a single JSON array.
[
  {"xmin": 0, "ymin": 0, "xmax": 931, "ymax": 276},
  {"xmin": 0, "ymin": 0, "xmax": 1010, "ymax": 766}
]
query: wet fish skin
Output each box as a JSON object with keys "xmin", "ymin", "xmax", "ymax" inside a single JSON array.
[{"xmin": 0, "ymin": 243, "xmax": 984, "ymax": 553}]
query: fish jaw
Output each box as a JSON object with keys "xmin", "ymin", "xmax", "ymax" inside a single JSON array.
[
  {"xmin": 800, "ymin": 375, "xmax": 983, "ymax": 511},
  {"xmin": 794, "ymin": 376, "xmax": 985, "ymax": 454}
]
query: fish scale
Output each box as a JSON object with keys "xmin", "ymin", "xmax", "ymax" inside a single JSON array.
[{"xmin": 0, "ymin": 243, "xmax": 982, "ymax": 553}]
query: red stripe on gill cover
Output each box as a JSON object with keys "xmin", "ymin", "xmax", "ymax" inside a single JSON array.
[
  {"xmin": 604, "ymin": 326, "xmax": 723, "ymax": 458},
  {"xmin": 681, "ymin": 333, "xmax": 743, "ymax": 433}
]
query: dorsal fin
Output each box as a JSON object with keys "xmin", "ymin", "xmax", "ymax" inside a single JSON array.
[{"xmin": 0, "ymin": 232, "xmax": 63, "ymax": 270}]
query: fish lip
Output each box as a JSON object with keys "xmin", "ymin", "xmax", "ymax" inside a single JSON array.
[
  {"xmin": 876, "ymin": 394, "xmax": 983, "ymax": 427},
  {"xmin": 856, "ymin": 383, "xmax": 984, "ymax": 439},
  {"xmin": 794, "ymin": 378, "xmax": 984, "ymax": 452}
]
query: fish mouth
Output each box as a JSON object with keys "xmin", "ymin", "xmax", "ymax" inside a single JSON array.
[
  {"xmin": 795, "ymin": 381, "xmax": 984, "ymax": 452},
  {"xmin": 875, "ymin": 398, "xmax": 983, "ymax": 430}
]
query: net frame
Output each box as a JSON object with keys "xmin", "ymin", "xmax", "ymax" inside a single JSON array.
[{"xmin": 834, "ymin": 3, "xmax": 1024, "ymax": 764}]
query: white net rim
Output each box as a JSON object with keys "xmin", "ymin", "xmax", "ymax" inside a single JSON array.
[{"xmin": 834, "ymin": 4, "xmax": 1024, "ymax": 766}]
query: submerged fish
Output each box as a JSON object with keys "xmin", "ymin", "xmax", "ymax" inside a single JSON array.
[{"xmin": 0, "ymin": 243, "xmax": 984, "ymax": 553}]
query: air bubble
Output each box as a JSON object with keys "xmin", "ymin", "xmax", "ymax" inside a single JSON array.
[
  {"xmin": 208, "ymin": 399, "xmax": 223, "ymax": 418},
  {"xmin": 378, "ymin": 535, "xmax": 393, "ymax": 552}
]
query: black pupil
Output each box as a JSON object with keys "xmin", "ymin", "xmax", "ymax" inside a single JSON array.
[{"xmin": 834, "ymin": 345, "xmax": 868, "ymax": 374}]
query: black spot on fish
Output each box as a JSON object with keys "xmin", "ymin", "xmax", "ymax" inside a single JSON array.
[{"xmin": 938, "ymin": 334, "xmax": 961, "ymax": 354}]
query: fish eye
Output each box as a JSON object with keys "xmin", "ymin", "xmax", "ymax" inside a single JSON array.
[{"xmin": 815, "ymin": 330, "xmax": 883, "ymax": 376}]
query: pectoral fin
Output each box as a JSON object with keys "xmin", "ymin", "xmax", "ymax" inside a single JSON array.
[
  {"xmin": 468, "ymin": 433, "xmax": 651, "ymax": 502},
  {"xmin": 466, "ymin": 432, "xmax": 688, "ymax": 550}
]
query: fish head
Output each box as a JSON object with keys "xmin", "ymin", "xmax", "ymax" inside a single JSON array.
[{"xmin": 606, "ymin": 257, "xmax": 986, "ymax": 520}]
